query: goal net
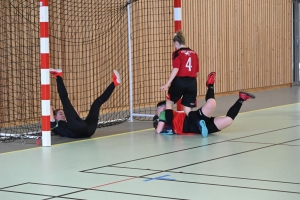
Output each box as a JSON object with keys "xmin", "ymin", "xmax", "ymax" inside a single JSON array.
[{"xmin": 0, "ymin": 0, "xmax": 173, "ymax": 142}]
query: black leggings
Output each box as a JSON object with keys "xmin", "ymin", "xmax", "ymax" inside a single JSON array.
[{"xmin": 56, "ymin": 76, "xmax": 115, "ymax": 137}]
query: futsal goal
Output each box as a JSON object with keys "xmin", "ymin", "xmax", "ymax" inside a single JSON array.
[{"xmin": 0, "ymin": 0, "xmax": 175, "ymax": 145}]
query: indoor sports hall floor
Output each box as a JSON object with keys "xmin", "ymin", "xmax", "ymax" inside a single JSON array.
[{"xmin": 0, "ymin": 86, "xmax": 300, "ymax": 200}]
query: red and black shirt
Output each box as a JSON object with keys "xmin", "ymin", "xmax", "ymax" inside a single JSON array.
[{"xmin": 172, "ymin": 47, "xmax": 199, "ymax": 78}]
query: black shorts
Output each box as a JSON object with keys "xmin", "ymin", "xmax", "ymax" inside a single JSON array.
[
  {"xmin": 183, "ymin": 108, "xmax": 220, "ymax": 134},
  {"xmin": 167, "ymin": 77, "xmax": 197, "ymax": 108}
]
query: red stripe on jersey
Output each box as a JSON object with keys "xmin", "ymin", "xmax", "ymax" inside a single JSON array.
[
  {"xmin": 41, "ymin": 85, "xmax": 50, "ymax": 100},
  {"xmin": 42, "ymin": 116, "xmax": 51, "ymax": 131},
  {"xmin": 174, "ymin": 0, "xmax": 181, "ymax": 8},
  {"xmin": 40, "ymin": 22, "xmax": 49, "ymax": 37}
]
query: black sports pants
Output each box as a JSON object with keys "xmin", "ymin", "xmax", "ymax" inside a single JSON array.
[{"xmin": 56, "ymin": 76, "xmax": 115, "ymax": 137}]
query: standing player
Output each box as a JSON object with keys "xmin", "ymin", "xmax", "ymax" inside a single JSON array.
[{"xmin": 160, "ymin": 30, "xmax": 200, "ymax": 134}]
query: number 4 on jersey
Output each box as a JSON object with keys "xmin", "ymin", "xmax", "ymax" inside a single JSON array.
[{"xmin": 186, "ymin": 57, "xmax": 192, "ymax": 71}]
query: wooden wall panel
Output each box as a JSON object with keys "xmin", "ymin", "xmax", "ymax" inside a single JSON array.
[{"xmin": 183, "ymin": 0, "xmax": 292, "ymax": 96}]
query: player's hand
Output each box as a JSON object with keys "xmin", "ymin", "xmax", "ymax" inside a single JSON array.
[{"xmin": 160, "ymin": 84, "xmax": 168, "ymax": 92}]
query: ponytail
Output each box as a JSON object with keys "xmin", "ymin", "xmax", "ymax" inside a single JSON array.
[{"xmin": 173, "ymin": 30, "xmax": 185, "ymax": 45}]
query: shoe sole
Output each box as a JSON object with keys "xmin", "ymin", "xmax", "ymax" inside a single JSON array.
[
  {"xmin": 161, "ymin": 132, "xmax": 174, "ymax": 135},
  {"xmin": 49, "ymin": 68, "xmax": 62, "ymax": 73},
  {"xmin": 160, "ymin": 129, "xmax": 174, "ymax": 135},
  {"xmin": 113, "ymin": 70, "xmax": 121, "ymax": 84},
  {"xmin": 198, "ymin": 120, "xmax": 208, "ymax": 138},
  {"xmin": 239, "ymin": 92, "xmax": 256, "ymax": 99}
]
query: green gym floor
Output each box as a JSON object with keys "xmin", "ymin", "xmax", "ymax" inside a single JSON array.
[{"xmin": 0, "ymin": 86, "xmax": 300, "ymax": 200}]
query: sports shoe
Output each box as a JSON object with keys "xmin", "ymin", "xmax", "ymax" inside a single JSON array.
[
  {"xmin": 239, "ymin": 91, "xmax": 256, "ymax": 101},
  {"xmin": 49, "ymin": 68, "xmax": 63, "ymax": 78},
  {"xmin": 206, "ymin": 72, "xmax": 216, "ymax": 87},
  {"xmin": 112, "ymin": 70, "xmax": 121, "ymax": 86},
  {"xmin": 160, "ymin": 129, "xmax": 174, "ymax": 135},
  {"xmin": 197, "ymin": 120, "xmax": 208, "ymax": 138}
]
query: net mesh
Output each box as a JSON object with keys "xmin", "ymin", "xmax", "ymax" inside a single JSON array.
[
  {"xmin": 0, "ymin": 1, "xmax": 41, "ymax": 142},
  {"xmin": 0, "ymin": 0, "xmax": 173, "ymax": 142}
]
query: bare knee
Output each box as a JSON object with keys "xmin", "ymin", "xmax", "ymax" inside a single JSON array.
[
  {"xmin": 184, "ymin": 106, "xmax": 192, "ymax": 116},
  {"xmin": 214, "ymin": 117, "xmax": 233, "ymax": 131},
  {"xmin": 206, "ymin": 99, "xmax": 216, "ymax": 110},
  {"xmin": 202, "ymin": 99, "xmax": 216, "ymax": 117}
]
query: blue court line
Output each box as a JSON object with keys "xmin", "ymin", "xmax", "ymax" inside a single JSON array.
[{"xmin": 144, "ymin": 174, "xmax": 176, "ymax": 182}]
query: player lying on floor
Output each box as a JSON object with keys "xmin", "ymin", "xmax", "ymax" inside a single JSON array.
[
  {"xmin": 49, "ymin": 69, "xmax": 121, "ymax": 138},
  {"xmin": 153, "ymin": 72, "xmax": 255, "ymax": 137}
]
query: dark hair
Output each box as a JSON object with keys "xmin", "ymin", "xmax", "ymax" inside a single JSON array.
[
  {"xmin": 173, "ymin": 30, "xmax": 185, "ymax": 45},
  {"xmin": 156, "ymin": 101, "xmax": 166, "ymax": 107},
  {"xmin": 153, "ymin": 115, "xmax": 159, "ymax": 128},
  {"xmin": 53, "ymin": 109, "xmax": 63, "ymax": 116}
]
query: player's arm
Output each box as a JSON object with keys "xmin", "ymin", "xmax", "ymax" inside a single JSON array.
[
  {"xmin": 162, "ymin": 68, "xmax": 179, "ymax": 89},
  {"xmin": 156, "ymin": 110, "xmax": 167, "ymax": 133},
  {"xmin": 156, "ymin": 121, "xmax": 165, "ymax": 134},
  {"xmin": 160, "ymin": 52, "xmax": 181, "ymax": 91},
  {"xmin": 195, "ymin": 54, "xmax": 200, "ymax": 76},
  {"xmin": 50, "ymin": 105, "xmax": 55, "ymax": 121}
]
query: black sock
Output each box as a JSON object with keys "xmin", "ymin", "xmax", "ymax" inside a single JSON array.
[
  {"xmin": 165, "ymin": 109, "xmax": 173, "ymax": 129},
  {"xmin": 97, "ymin": 83, "xmax": 115, "ymax": 103},
  {"xmin": 226, "ymin": 98, "xmax": 244, "ymax": 120},
  {"xmin": 205, "ymin": 84, "xmax": 215, "ymax": 101}
]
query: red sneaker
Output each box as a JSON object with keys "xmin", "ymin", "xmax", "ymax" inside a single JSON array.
[
  {"xmin": 239, "ymin": 92, "xmax": 255, "ymax": 101},
  {"xmin": 112, "ymin": 70, "xmax": 121, "ymax": 86},
  {"xmin": 49, "ymin": 68, "xmax": 63, "ymax": 78},
  {"xmin": 206, "ymin": 72, "xmax": 216, "ymax": 87}
]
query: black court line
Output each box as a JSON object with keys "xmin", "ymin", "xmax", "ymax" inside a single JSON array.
[
  {"xmin": 46, "ymin": 189, "xmax": 88, "ymax": 200},
  {"xmin": 106, "ymin": 166, "xmax": 161, "ymax": 171},
  {"xmin": 80, "ymin": 125, "xmax": 300, "ymax": 173},
  {"xmin": 29, "ymin": 182, "xmax": 85, "ymax": 189},
  {"xmin": 167, "ymin": 171, "xmax": 300, "ymax": 185},
  {"xmin": 82, "ymin": 166, "xmax": 300, "ymax": 186},
  {"xmin": 0, "ymin": 182, "xmax": 87, "ymax": 200},
  {"xmin": 43, "ymin": 197, "xmax": 86, "ymax": 200},
  {"xmin": 91, "ymin": 189, "xmax": 190, "ymax": 200},
  {"xmin": 141, "ymin": 179, "xmax": 300, "ymax": 195},
  {"xmin": 107, "ymin": 166, "xmax": 300, "ymax": 185},
  {"xmin": 89, "ymin": 175, "xmax": 300, "ymax": 195},
  {"xmin": 67, "ymin": 172, "xmax": 300, "ymax": 195},
  {"xmin": 147, "ymin": 138, "xmax": 300, "ymax": 173},
  {"xmin": 100, "ymin": 137, "xmax": 300, "ymax": 185},
  {"xmin": 0, "ymin": 189, "xmax": 53, "ymax": 198},
  {"xmin": 80, "ymin": 169, "xmax": 300, "ymax": 195},
  {"xmin": 84, "ymin": 171, "xmax": 137, "ymax": 178},
  {"xmin": 0, "ymin": 182, "xmax": 28, "ymax": 190},
  {"xmin": 28, "ymin": 182, "xmax": 189, "ymax": 200}
]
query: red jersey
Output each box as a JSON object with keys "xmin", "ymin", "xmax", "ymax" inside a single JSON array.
[
  {"xmin": 172, "ymin": 48, "xmax": 199, "ymax": 78},
  {"xmin": 172, "ymin": 111, "xmax": 186, "ymax": 134}
]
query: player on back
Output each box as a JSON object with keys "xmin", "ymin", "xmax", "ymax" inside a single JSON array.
[
  {"xmin": 49, "ymin": 69, "xmax": 121, "ymax": 138},
  {"xmin": 155, "ymin": 72, "xmax": 255, "ymax": 136},
  {"xmin": 160, "ymin": 30, "xmax": 200, "ymax": 134}
]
